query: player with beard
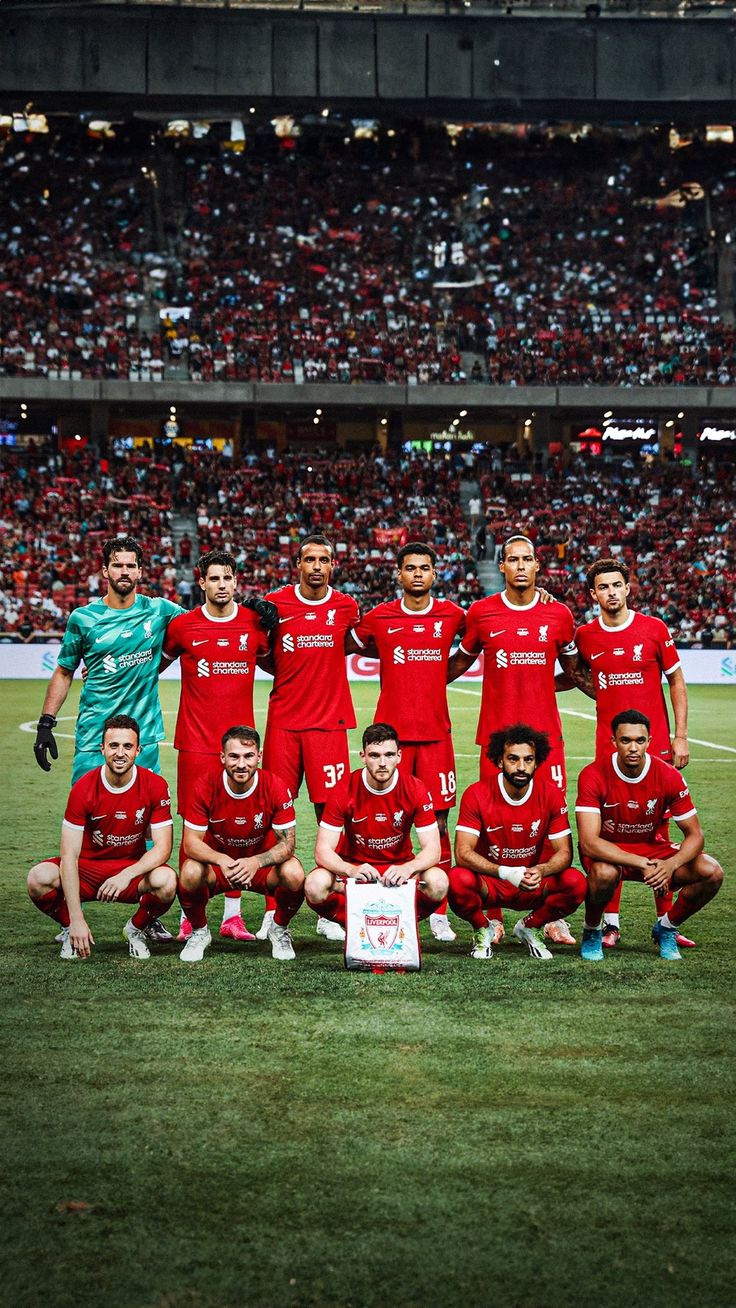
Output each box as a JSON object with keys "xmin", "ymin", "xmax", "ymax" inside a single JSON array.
[
  {"xmin": 256, "ymin": 534, "xmax": 359, "ymax": 944},
  {"xmin": 449, "ymin": 724, "xmax": 585, "ymax": 960},
  {"xmin": 347, "ymin": 541, "xmax": 465, "ymax": 943},
  {"xmin": 563, "ymin": 557, "xmax": 693, "ymax": 949},
  {"xmin": 576, "ymin": 711, "xmax": 722, "ymax": 962},
  {"xmin": 447, "ymin": 534, "xmax": 579, "ymax": 948},
  {"xmin": 162, "ymin": 551, "xmax": 277, "ymax": 944}
]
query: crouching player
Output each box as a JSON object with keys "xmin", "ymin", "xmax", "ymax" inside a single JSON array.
[
  {"xmin": 177, "ymin": 725, "xmax": 305, "ymax": 963},
  {"xmin": 449, "ymin": 724, "xmax": 586, "ymax": 960},
  {"xmin": 576, "ymin": 710, "xmax": 723, "ymax": 962},
  {"xmin": 304, "ymin": 723, "xmax": 448, "ymax": 931},
  {"xmin": 27, "ymin": 715, "xmax": 176, "ymax": 960}
]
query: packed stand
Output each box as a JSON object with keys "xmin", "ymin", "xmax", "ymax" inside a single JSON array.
[{"xmin": 1, "ymin": 120, "xmax": 734, "ymax": 386}]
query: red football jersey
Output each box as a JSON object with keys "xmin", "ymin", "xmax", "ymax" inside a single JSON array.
[
  {"xmin": 460, "ymin": 592, "xmax": 575, "ymax": 748},
  {"xmin": 62, "ymin": 765, "xmax": 173, "ymax": 863},
  {"xmin": 575, "ymin": 611, "xmax": 680, "ymax": 761},
  {"xmin": 164, "ymin": 604, "xmax": 269, "ymax": 753},
  {"xmin": 352, "ymin": 596, "xmax": 465, "ymax": 742},
  {"xmin": 456, "ymin": 774, "xmax": 571, "ymax": 866},
  {"xmin": 320, "ymin": 767, "xmax": 437, "ymax": 865},
  {"xmin": 265, "ymin": 585, "xmax": 358, "ymax": 731},
  {"xmin": 183, "ymin": 767, "xmax": 296, "ymax": 859},
  {"xmin": 575, "ymin": 753, "xmax": 696, "ymax": 845}
]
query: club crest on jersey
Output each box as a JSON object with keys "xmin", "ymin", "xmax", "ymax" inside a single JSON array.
[
  {"xmin": 326, "ymin": 609, "xmax": 336, "ymax": 626},
  {"xmin": 538, "ymin": 625, "xmax": 548, "ymax": 643},
  {"xmin": 143, "ymin": 620, "xmax": 153, "ymax": 639},
  {"xmin": 253, "ymin": 813, "xmax": 264, "ymax": 829},
  {"xmin": 646, "ymin": 799, "xmax": 657, "ymax": 814},
  {"xmin": 633, "ymin": 644, "xmax": 644, "ymax": 662},
  {"xmin": 530, "ymin": 819, "xmax": 541, "ymax": 837},
  {"xmin": 135, "ymin": 807, "xmax": 145, "ymax": 825},
  {"xmin": 239, "ymin": 634, "xmax": 249, "ymax": 650},
  {"xmin": 393, "ymin": 809, "xmax": 404, "ymax": 827},
  {"xmin": 433, "ymin": 621, "xmax": 443, "ymax": 638}
]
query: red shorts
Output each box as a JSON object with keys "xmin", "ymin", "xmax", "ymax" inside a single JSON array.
[
  {"xmin": 480, "ymin": 743, "xmax": 567, "ymax": 792},
  {"xmin": 399, "ymin": 739, "xmax": 457, "ymax": 810},
  {"xmin": 581, "ymin": 841, "xmax": 680, "ymax": 876},
  {"xmin": 47, "ymin": 856, "xmax": 175, "ymax": 903},
  {"xmin": 177, "ymin": 751, "xmax": 221, "ymax": 817},
  {"xmin": 206, "ymin": 864, "xmax": 272, "ymax": 897},
  {"xmin": 263, "ymin": 724, "xmax": 351, "ymax": 804},
  {"xmin": 477, "ymin": 866, "xmax": 586, "ymax": 913}
]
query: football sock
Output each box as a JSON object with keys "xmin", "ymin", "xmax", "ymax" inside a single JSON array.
[
  {"xmin": 603, "ymin": 879, "xmax": 623, "ymax": 915},
  {"xmin": 273, "ymin": 883, "xmax": 305, "ymax": 927},
  {"xmin": 438, "ymin": 828, "xmax": 452, "ymax": 878},
  {"xmin": 307, "ymin": 889, "xmax": 345, "ymax": 928},
  {"xmin": 603, "ymin": 912, "xmax": 620, "ymax": 929},
  {"xmin": 177, "ymin": 883, "xmax": 209, "ymax": 930},
  {"xmin": 132, "ymin": 891, "xmax": 167, "ymax": 930},
  {"xmin": 654, "ymin": 889, "xmax": 674, "ymax": 917},
  {"xmin": 221, "ymin": 893, "xmax": 242, "ymax": 922},
  {"xmin": 659, "ymin": 913, "xmax": 675, "ymax": 930},
  {"xmin": 434, "ymin": 895, "xmax": 450, "ymax": 917},
  {"xmin": 264, "ymin": 892, "xmax": 277, "ymax": 914},
  {"xmin": 447, "ymin": 866, "xmax": 489, "ymax": 930},
  {"xmin": 35, "ymin": 889, "xmax": 70, "ymax": 926}
]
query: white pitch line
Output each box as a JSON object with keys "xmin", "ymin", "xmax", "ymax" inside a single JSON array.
[{"xmin": 448, "ymin": 686, "xmax": 736, "ymax": 754}]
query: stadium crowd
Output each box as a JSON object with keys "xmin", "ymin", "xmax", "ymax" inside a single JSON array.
[
  {"xmin": 1, "ymin": 442, "xmax": 733, "ymax": 646},
  {"xmin": 1, "ymin": 120, "xmax": 734, "ymax": 387}
]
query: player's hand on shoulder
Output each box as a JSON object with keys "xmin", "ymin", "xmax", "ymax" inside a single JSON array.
[
  {"xmin": 69, "ymin": 917, "xmax": 94, "ymax": 958},
  {"xmin": 536, "ymin": 587, "xmax": 554, "ymax": 605},
  {"xmin": 33, "ymin": 714, "xmax": 59, "ymax": 772},
  {"xmin": 242, "ymin": 595, "xmax": 279, "ymax": 634}
]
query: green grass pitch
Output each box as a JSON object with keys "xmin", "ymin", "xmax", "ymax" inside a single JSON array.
[{"xmin": 2, "ymin": 681, "xmax": 734, "ymax": 1308}]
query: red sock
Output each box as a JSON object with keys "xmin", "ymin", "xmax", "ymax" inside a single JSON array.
[
  {"xmin": 666, "ymin": 892, "xmax": 696, "ymax": 927},
  {"xmin": 438, "ymin": 828, "xmax": 452, "ymax": 880},
  {"xmin": 224, "ymin": 889, "xmax": 241, "ymax": 901},
  {"xmin": 524, "ymin": 868, "xmax": 587, "ymax": 929},
  {"xmin": 273, "ymin": 883, "xmax": 305, "ymax": 928},
  {"xmin": 177, "ymin": 881, "xmax": 209, "ymax": 930},
  {"xmin": 34, "ymin": 889, "xmax": 70, "ymax": 927},
  {"xmin": 448, "ymin": 865, "xmax": 488, "ymax": 930},
  {"xmin": 434, "ymin": 895, "xmax": 449, "ymax": 916},
  {"xmin": 654, "ymin": 888, "xmax": 674, "ymax": 917},
  {"xmin": 603, "ymin": 879, "xmax": 623, "ymax": 916},
  {"xmin": 264, "ymin": 892, "xmax": 277, "ymax": 913},
  {"xmin": 307, "ymin": 889, "xmax": 345, "ymax": 928},
  {"xmin": 132, "ymin": 891, "xmax": 170, "ymax": 930}
]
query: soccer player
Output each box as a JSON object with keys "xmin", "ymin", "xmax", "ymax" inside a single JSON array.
[
  {"xmin": 575, "ymin": 710, "xmax": 723, "ymax": 962},
  {"xmin": 447, "ymin": 534, "xmax": 578, "ymax": 947},
  {"xmin": 449, "ymin": 724, "xmax": 585, "ymax": 960},
  {"xmin": 163, "ymin": 550, "xmax": 276, "ymax": 943},
  {"xmin": 348, "ymin": 541, "xmax": 465, "ymax": 943},
  {"xmin": 304, "ymin": 723, "xmax": 448, "ymax": 932},
  {"xmin": 177, "ymin": 726, "xmax": 305, "ymax": 963},
  {"xmin": 565, "ymin": 556, "xmax": 691, "ymax": 948},
  {"xmin": 33, "ymin": 535, "xmax": 184, "ymax": 783},
  {"xmin": 27, "ymin": 715, "xmax": 176, "ymax": 960},
  {"xmin": 258, "ymin": 534, "xmax": 359, "ymax": 943}
]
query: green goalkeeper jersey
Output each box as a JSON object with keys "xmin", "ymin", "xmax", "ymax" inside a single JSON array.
[{"xmin": 56, "ymin": 594, "xmax": 184, "ymax": 755}]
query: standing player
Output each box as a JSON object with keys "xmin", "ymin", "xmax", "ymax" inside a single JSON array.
[
  {"xmin": 163, "ymin": 550, "xmax": 276, "ymax": 943},
  {"xmin": 575, "ymin": 710, "xmax": 722, "ymax": 962},
  {"xmin": 33, "ymin": 536, "xmax": 184, "ymax": 783},
  {"xmin": 305, "ymin": 723, "xmax": 447, "ymax": 931},
  {"xmin": 258, "ymin": 534, "xmax": 359, "ymax": 942},
  {"xmin": 27, "ymin": 715, "xmax": 176, "ymax": 959},
  {"xmin": 348, "ymin": 541, "xmax": 465, "ymax": 943},
  {"xmin": 33, "ymin": 535, "xmax": 183, "ymax": 943},
  {"xmin": 447, "ymin": 534, "xmax": 578, "ymax": 947},
  {"xmin": 177, "ymin": 726, "xmax": 305, "ymax": 963},
  {"xmin": 565, "ymin": 556, "xmax": 691, "ymax": 947},
  {"xmin": 449, "ymin": 724, "xmax": 585, "ymax": 960}
]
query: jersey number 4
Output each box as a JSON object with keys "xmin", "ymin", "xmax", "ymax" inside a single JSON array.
[{"xmin": 550, "ymin": 764, "xmax": 565, "ymax": 790}]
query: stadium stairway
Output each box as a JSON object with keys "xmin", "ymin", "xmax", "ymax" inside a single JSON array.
[
  {"xmin": 459, "ymin": 476, "xmax": 502, "ymax": 597},
  {"xmin": 171, "ymin": 512, "xmax": 198, "ymax": 593}
]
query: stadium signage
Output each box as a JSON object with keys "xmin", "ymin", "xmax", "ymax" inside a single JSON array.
[
  {"xmin": 699, "ymin": 427, "xmax": 736, "ymax": 442},
  {"xmin": 602, "ymin": 426, "xmax": 656, "ymax": 442},
  {"xmin": 430, "ymin": 429, "xmax": 475, "ymax": 442}
]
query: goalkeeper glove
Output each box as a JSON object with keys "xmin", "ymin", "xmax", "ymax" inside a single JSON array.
[
  {"xmin": 34, "ymin": 713, "xmax": 59, "ymax": 772},
  {"xmin": 242, "ymin": 596, "xmax": 279, "ymax": 634}
]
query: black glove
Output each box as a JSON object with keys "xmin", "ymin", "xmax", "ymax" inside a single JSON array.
[
  {"xmin": 242, "ymin": 596, "xmax": 279, "ymax": 635},
  {"xmin": 34, "ymin": 714, "xmax": 59, "ymax": 772}
]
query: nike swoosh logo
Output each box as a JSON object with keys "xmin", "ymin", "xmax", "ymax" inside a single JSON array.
[
  {"xmin": 387, "ymin": 627, "xmax": 403, "ymax": 634},
  {"xmin": 603, "ymin": 803, "xmax": 619, "ymax": 808},
  {"xmin": 486, "ymin": 825, "xmax": 503, "ymax": 832},
  {"xmin": 488, "ymin": 629, "xmax": 505, "ymax": 638},
  {"xmin": 94, "ymin": 635, "xmax": 112, "ymax": 644},
  {"xmin": 590, "ymin": 652, "xmax": 604, "ymax": 661},
  {"xmin": 352, "ymin": 816, "xmax": 368, "ymax": 823},
  {"xmin": 91, "ymin": 815, "xmax": 107, "ymax": 821},
  {"xmin": 278, "ymin": 616, "xmax": 295, "ymax": 625},
  {"xmin": 192, "ymin": 640, "xmax": 207, "ymax": 647},
  {"xmin": 211, "ymin": 818, "xmax": 226, "ymax": 824}
]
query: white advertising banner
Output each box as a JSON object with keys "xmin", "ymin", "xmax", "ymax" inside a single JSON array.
[{"xmin": 0, "ymin": 645, "xmax": 734, "ymax": 685}]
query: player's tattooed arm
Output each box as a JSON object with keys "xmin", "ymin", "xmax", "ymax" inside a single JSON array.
[{"xmin": 256, "ymin": 825, "xmax": 296, "ymax": 870}]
